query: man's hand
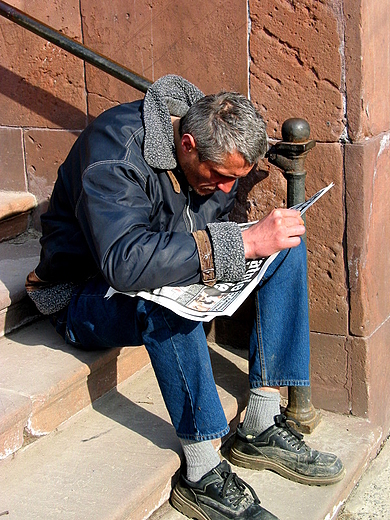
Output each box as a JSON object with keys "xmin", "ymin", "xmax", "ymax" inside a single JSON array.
[{"xmin": 242, "ymin": 209, "xmax": 306, "ymax": 259}]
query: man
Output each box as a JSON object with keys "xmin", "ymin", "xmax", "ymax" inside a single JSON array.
[{"xmin": 26, "ymin": 75, "xmax": 344, "ymax": 520}]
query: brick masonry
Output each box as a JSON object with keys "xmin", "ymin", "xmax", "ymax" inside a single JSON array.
[{"xmin": 1, "ymin": 0, "xmax": 389, "ymax": 433}]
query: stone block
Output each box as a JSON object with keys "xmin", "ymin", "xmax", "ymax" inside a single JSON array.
[
  {"xmin": 345, "ymin": 135, "xmax": 390, "ymax": 336},
  {"xmin": 346, "ymin": 0, "xmax": 390, "ymax": 140},
  {"xmin": 80, "ymin": 0, "xmax": 249, "ymax": 116},
  {"xmin": 0, "ymin": 389, "xmax": 31, "ymax": 459},
  {"xmin": 0, "ymin": 319, "xmax": 150, "ymax": 436},
  {"xmin": 366, "ymin": 318, "xmax": 390, "ymax": 433},
  {"xmin": 0, "ymin": 236, "xmax": 40, "ymax": 310},
  {"xmin": 343, "ymin": 0, "xmax": 363, "ymax": 142},
  {"xmin": 0, "ymin": 1, "xmax": 86, "ymax": 128},
  {"xmin": 0, "ymin": 213, "xmax": 29, "ymax": 242},
  {"xmin": 24, "ymin": 129, "xmax": 79, "ymax": 227},
  {"xmin": 305, "ymin": 144, "xmax": 348, "ymax": 335},
  {"xmin": 249, "ymin": 0, "xmax": 344, "ymax": 142},
  {"xmin": 347, "ymin": 319, "xmax": 390, "ymax": 432},
  {"xmin": 230, "ymin": 160, "xmax": 285, "ymax": 224},
  {"xmin": 0, "ymin": 190, "xmax": 37, "ymax": 241},
  {"xmin": 0, "ymin": 296, "xmax": 40, "ymax": 338},
  {"xmin": 0, "ymin": 128, "xmax": 26, "ymax": 191},
  {"xmin": 232, "ymin": 143, "xmax": 348, "ymax": 336},
  {"xmin": 27, "ymin": 344, "xmax": 150, "ymax": 435},
  {"xmin": 310, "ymin": 332, "xmax": 349, "ymax": 415},
  {"xmin": 344, "ymin": 0, "xmax": 390, "ymax": 141},
  {"xmin": 346, "ymin": 336, "xmax": 369, "ymax": 420},
  {"xmin": 360, "ymin": 1, "xmax": 390, "ymax": 137},
  {"xmin": 0, "ymin": 191, "xmax": 37, "ymax": 221}
]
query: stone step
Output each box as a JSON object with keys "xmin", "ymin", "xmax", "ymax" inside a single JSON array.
[
  {"xmin": 0, "ymin": 231, "xmax": 151, "ymax": 461},
  {"xmin": 0, "ymin": 190, "xmax": 37, "ymax": 241},
  {"xmin": 0, "ymin": 338, "xmax": 382, "ymax": 520},
  {"xmin": 0, "ymin": 341, "xmax": 249, "ymax": 520},
  {"xmin": 0, "ymin": 233, "xmax": 41, "ymax": 336},
  {"xmin": 150, "ymin": 412, "xmax": 382, "ymax": 520},
  {"xmin": 0, "ymin": 318, "xmax": 150, "ymax": 459}
]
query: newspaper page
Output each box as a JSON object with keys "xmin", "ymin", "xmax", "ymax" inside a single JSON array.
[{"xmin": 105, "ymin": 182, "xmax": 334, "ymax": 322}]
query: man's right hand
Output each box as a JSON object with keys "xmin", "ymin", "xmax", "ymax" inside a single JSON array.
[{"xmin": 241, "ymin": 208, "xmax": 306, "ymax": 259}]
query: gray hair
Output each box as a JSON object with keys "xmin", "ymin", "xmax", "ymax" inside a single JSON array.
[{"xmin": 179, "ymin": 92, "xmax": 268, "ymax": 165}]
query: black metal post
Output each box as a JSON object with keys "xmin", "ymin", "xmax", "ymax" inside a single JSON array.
[
  {"xmin": 0, "ymin": 1, "xmax": 152, "ymax": 93},
  {"xmin": 266, "ymin": 118, "xmax": 320, "ymax": 433}
]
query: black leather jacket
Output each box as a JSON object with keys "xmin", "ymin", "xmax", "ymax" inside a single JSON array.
[{"xmin": 35, "ymin": 99, "xmax": 238, "ymax": 292}]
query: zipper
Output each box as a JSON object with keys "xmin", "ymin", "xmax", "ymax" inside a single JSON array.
[{"xmin": 185, "ymin": 187, "xmax": 195, "ymax": 232}]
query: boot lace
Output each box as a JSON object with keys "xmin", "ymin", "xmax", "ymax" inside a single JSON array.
[
  {"xmin": 274, "ymin": 414, "xmax": 308, "ymax": 451},
  {"xmin": 220, "ymin": 466, "xmax": 260, "ymax": 507}
]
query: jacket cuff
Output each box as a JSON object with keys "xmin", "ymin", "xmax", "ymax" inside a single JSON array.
[
  {"xmin": 192, "ymin": 230, "xmax": 217, "ymax": 286},
  {"xmin": 207, "ymin": 222, "xmax": 246, "ymax": 282}
]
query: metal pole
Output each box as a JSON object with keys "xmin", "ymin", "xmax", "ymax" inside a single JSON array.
[
  {"xmin": 266, "ymin": 118, "xmax": 320, "ymax": 433},
  {"xmin": 0, "ymin": 1, "xmax": 152, "ymax": 93}
]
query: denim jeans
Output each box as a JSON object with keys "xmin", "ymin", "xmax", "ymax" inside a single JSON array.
[{"xmin": 53, "ymin": 239, "xmax": 310, "ymax": 441}]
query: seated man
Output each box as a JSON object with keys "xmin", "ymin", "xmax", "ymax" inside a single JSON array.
[{"xmin": 26, "ymin": 74, "xmax": 344, "ymax": 520}]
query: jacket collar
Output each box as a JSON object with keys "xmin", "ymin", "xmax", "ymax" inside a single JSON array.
[{"xmin": 142, "ymin": 74, "xmax": 204, "ymax": 170}]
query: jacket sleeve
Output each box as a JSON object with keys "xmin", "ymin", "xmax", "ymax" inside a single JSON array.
[
  {"xmin": 205, "ymin": 181, "xmax": 247, "ymax": 282},
  {"xmin": 76, "ymin": 162, "xmax": 202, "ymax": 292}
]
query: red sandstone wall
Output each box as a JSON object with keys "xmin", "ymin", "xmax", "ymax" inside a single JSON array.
[
  {"xmin": 248, "ymin": 0, "xmax": 390, "ymax": 432},
  {"xmin": 247, "ymin": 0, "xmax": 349, "ymax": 413},
  {"xmin": 0, "ymin": 0, "xmax": 248, "ymax": 223}
]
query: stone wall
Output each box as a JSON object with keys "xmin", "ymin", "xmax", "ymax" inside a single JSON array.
[
  {"xmin": 247, "ymin": 0, "xmax": 390, "ymax": 432},
  {"xmin": 0, "ymin": 0, "xmax": 248, "ymax": 225},
  {"xmin": 1, "ymin": 0, "xmax": 389, "ymax": 433}
]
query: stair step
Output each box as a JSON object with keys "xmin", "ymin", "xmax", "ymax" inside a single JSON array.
[
  {"xmin": 150, "ymin": 412, "xmax": 382, "ymax": 520},
  {"xmin": 0, "ymin": 190, "xmax": 37, "ymax": 241},
  {"xmin": 0, "ymin": 342, "xmax": 249, "ymax": 520},
  {"xmin": 0, "ymin": 318, "xmax": 150, "ymax": 459},
  {"xmin": 0, "ymin": 191, "xmax": 37, "ymax": 221},
  {"xmin": 0, "ymin": 339, "xmax": 382, "ymax": 520},
  {"xmin": 0, "ymin": 233, "xmax": 41, "ymax": 336}
]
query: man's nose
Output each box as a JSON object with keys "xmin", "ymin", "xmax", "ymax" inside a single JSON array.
[{"xmin": 216, "ymin": 179, "xmax": 236, "ymax": 193}]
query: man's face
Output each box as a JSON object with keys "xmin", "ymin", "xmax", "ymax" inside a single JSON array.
[{"xmin": 178, "ymin": 134, "xmax": 254, "ymax": 196}]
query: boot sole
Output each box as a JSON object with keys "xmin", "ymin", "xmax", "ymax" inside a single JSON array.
[
  {"xmin": 170, "ymin": 484, "xmax": 210, "ymax": 520},
  {"xmin": 230, "ymin": 446, "xmax": 346, "ymax": 486}
]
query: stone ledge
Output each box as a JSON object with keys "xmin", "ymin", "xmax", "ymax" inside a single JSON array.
[
  {"xmin": 0, "ymin": 318, "xmax": 151, "ymax": 459},
  {"xmin": 153, "ymin": 412, "xmax": 383, "ymax": 520},
  {"xmin": 0, "ymin": 389, "xmax": 31, "ymax": 460},
  {"xmin": 0, "ymin": 342, "xmax": 249, "ymax": 520},
  {"xmin": 0, "ymin": 191, "xmax": 37, "ymax": 221}
]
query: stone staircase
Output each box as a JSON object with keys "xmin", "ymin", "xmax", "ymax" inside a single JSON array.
[{"xmin": 0, "ymin": 200, "xmax": 385, "ymax": 520}]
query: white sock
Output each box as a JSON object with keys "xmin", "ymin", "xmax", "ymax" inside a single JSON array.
[
  {"xmin": 242, "ymin": 388, "xmax": 281, "ymax": 434},
  {"xmin": 180, "ymin": 438, "xmax": 221, "ymax": 482}
]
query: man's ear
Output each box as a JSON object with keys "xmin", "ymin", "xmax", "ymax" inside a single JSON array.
[{"xmin": 181, "ymin": 133, "xmax": 197, "ymax": 154}]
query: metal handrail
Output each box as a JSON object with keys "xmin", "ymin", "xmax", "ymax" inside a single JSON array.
[{"xmin": 0, "ymin": 1, "xmax": 152, "ymax": 93}]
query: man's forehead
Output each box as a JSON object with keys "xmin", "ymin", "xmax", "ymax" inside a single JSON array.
[{"xmin": 210, "ymin": 154, "xmax": 254, "ymax": 178}]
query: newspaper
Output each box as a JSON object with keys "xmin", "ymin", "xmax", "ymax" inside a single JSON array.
[{"xmin": 106, "ymin": 182, "xmax": 334, "ymax": 322}]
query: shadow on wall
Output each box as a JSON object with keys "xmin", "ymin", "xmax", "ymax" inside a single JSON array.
[
  {"xmin": 230, "ymin": 167, "xmax": 270, "ymax": 223},
  {"xmin": 0, "ymin": 65, "xmax": 87, "ymax": 132}
]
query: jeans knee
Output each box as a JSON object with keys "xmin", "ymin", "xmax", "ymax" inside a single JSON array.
[{"xmin": 288, "ymin": 239, "xmax": 307, "ymax": 270}]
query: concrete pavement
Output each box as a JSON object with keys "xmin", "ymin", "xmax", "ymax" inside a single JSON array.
[{"xmin": 338, "ymin": 434, "xmax": 390, "ymax": 519}]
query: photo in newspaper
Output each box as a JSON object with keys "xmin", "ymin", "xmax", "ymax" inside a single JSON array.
[{"xmin": 105, "ymin": 182, "xmax": 334, "ymax": 322}]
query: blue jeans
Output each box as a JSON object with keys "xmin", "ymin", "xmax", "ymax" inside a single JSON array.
[{"xmin": 53, "ymin": 240, "xmax": 310, "ymax": 441}]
